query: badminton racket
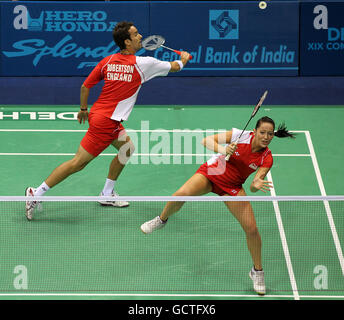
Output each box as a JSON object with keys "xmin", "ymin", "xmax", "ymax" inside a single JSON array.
[
  {"xmin": 225, "ymin": 90, "xmax": 268, "ymax": 161},
  {"xmin": 141, "ymin": 35, "xmax": 193, "ymax": 60}
]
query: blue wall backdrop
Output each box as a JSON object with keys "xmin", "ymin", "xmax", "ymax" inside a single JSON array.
[
  {"xmin": 1, "ymin": 1, "xmax": 344, "ymax": 105},
  {"xmin": 1, "ymin": 1, "xmax": 150, "ymax": 76},
  {"xmin": 149, "ymin": 1, "xmax": 299, "ymax": 76},
  {"xmin": 1, "ymin": 0, "xmax": 299, "ymax": 76},
  {"xmin": 300, "ymin": 1, "xmax": 344, "ymax": 75},
  {"xmin": 1, "ymin": 1, "xmax": 343, "ymax": 77}
]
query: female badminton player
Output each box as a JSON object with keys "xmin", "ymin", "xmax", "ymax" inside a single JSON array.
[{"xmin": 140, "ymin": 116, "xmax": 295, "ymax": 295}]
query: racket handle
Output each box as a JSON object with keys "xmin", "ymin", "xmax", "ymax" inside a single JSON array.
[
  {"xmin": 174, "ymin": 50, "xmax": 193, "ymax": 60},
  {"xmin": 225, "ymin": 140, "xmax": 238, "ymax": 161}
]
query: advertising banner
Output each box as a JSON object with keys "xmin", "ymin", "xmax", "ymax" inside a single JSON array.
[
  {"xmin": 300, "ymin": 1, "xmax": 344, "ymax": 75},
  {"xmin": 0, "ymin": 1, "xmax": 149, "ymax": 76},
  {"xmin": 149, "ymin": 1, "xmax": 299, "ymax": 76},
  {"xmin": 0, "ymin": 1, "xmax": 299, "ymax": 76}
]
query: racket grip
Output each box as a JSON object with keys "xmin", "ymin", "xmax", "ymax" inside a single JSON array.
[
  {"xmin": 225, "ymin": 140, "xmax": 238, "ymax": 161},
  {"xmin": 174, "ymin": 50, "xmax": 193, "ymax": 60}
]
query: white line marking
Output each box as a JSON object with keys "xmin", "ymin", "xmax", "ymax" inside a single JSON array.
[
  {"xmin": 0, "ymin": 129, "xmax": 88, "ymax": 132},
  {"xmin": 0, "ymin": 293, "xmax": 342, "ymax": 299},
  {"xmin": 0, "ymin": 153, "xmax": 310, "ymax": 157},
  {"xmin": 273, "ymin": 154, "xmax": 310, "ymax": 157},
  {"xmin": 2, "ymin": 195, "xmax": 344, "ymax": 202},
  {"xmin": 0, "ymin": 129, "xmax": 310, "ymax": 157},
  {"xmin": 0, "ymin": 129, "xmax": 306, "ymax": 133},
  {"xmin": 305, "ymin": 131, "xmax": 344, "ymax": 276},
  {"xmin": 267, "ymin": 171, "xmax": 300, "ymax": 300}
]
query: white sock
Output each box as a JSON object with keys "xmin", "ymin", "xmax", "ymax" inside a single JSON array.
[
  {"xmin": 102, "ymin": 178, "xmax": 116, "ymax": 196},
  {"xmin": 34, "ymin": 181, "xmax": 50, "ymax": 196}
]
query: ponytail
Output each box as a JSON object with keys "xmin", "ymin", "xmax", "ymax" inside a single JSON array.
[
  {"xmin": 274, "ymin": 122, "xmax": 296, "ymax": 139},
  {"xmin": 255, "ymin": 117, "xmax": 296, "ymax": 139}
]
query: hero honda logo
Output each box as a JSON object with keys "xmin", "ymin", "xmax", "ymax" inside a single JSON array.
[
  {"xmin": 209, "ymin": 10, "xmax": 239, "ymax": 40},
  {"xmin": 4, "ymin": 5, "xmax": 119, "ymax": 68},
  {"xmin": 13, "ymin": 5, "xmax": 116, "ymax": 32}
]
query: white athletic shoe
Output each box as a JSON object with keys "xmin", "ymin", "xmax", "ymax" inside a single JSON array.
[
  {"xmin": 25, "ymin": 187, "xmax": 42, "ymax": 221},
  {"xmin": 98, "ymin": 191, "xmax": 129, "ymax": 208},
  {"xmin": 249, "ymin": 267, "xmax": 266, "ymax": 295},
  {"xmin": 140, "ymin": 216, "xmax": 167, "ymax": 234}
]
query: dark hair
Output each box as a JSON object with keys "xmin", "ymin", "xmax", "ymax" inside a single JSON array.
[
  {"xmin": 112, "ymin": 21, "xmax": 134, "ymax": 50},
  {"xmin": 255, "ymin": 116, "xmax": 296, "ymax": 139}
]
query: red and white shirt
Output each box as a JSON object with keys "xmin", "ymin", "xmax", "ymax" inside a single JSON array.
[
  {"xmin": 83, "ymin": 53, "xmax": 171, "ymax": 121},
  {"xmin": 204, "ymin": 128, "xmax": 273, "ymax": 187}
]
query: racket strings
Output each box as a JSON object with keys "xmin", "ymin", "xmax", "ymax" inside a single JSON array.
[{"xmin": 141, "ymin": 35, "xmax": 166, "ymax": 51}]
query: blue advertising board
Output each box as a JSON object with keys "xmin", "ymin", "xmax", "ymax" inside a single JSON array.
[
  {"xmin": 300, "ymin": 1, "xmax": 344, "ymax": 75},
  {"xmin": 0, "ymin": 1, "xmax": 299, "ymax": 76},
  {"xmin": 150, "ymin": 1, "xmax": 299, "ymax": 76},
  {"xmin": 0, "ymin": 1, "xmax": 149, "ymax": 76}
]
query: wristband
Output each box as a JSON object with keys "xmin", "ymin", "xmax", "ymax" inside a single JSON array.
[
  {"xmin": 80, "ymin": 107, "xmax": 88, "ymax": 111},
  {"xmin": 176, "ymin": 60, "xmax": 184, "ymax": 71}
]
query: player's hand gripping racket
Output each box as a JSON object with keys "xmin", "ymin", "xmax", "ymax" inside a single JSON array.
[
  {"xmin": 141, "ymin": 35, "xmax": 193, "ymax": 60},
  {"xmin": 225, "ymin": 90, "xmax": 268, "ymax": 161}
]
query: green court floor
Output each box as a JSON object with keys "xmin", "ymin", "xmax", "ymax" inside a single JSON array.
[{"xmin": 0, "ymin": 105, "xmax": 343, "ymax": 300}]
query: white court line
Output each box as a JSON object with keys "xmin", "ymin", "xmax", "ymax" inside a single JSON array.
[
  {"xmin": 0, "ymin": 129, "xmax": 310, "ymax": 157},
  {"xmin": 2, "ymin": 195, "xmax": 344, "ymax": 202},
  {"xmin": 0, "ymin": 293, "xmax": 288, "ymax": 298},
  {"xmin": 0, "ymin": 293, "xmax": 342, "ymax": 299},
  {"xmin": 267, "ymin": 171, "xmax": 300, "ymax": 300},
  {"xmin": 305, "ymin": 131, "xmax": 344, "ymax": 276},
  {"xmin": 0, "ymin": 153, "xmax": 310, "ymax": 157},
  {"xmin": 0, "ymin": 129, "xmax": 88, "ymax": 132},
  {"xmin": 0, "ymin": 129, "xmax": 307, "ymax": 133}
]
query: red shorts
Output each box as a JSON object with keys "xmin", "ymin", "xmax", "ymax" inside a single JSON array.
[
  {"xmin": 196, "ymin": 163, "xmax": 242, "ymax": 196},
  {"xmin": 80, "ymin": 112, "xmax": 126, "ymax": 157}
]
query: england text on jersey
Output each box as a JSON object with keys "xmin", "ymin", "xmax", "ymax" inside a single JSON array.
[{"xmin": 106, "ymin": 72, "xmax": 133, "ymax": 82}]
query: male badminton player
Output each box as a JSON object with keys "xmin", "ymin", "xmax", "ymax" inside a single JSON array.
[
  {"xmin": 25, "ymin": 21, "xmax": 191, "ymax": 220},
  {"xmin": 141, "ymin": 116, "xmax": 295, "ymax": 295}
]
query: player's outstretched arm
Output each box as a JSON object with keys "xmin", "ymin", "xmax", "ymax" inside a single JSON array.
[
  {"xmin": 250, "ymin": 167, "xmax": 273, "ymax": 193},
  {"xmin": 169, "ymin": 51, "xmax": 191, "ymax": 72}
]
